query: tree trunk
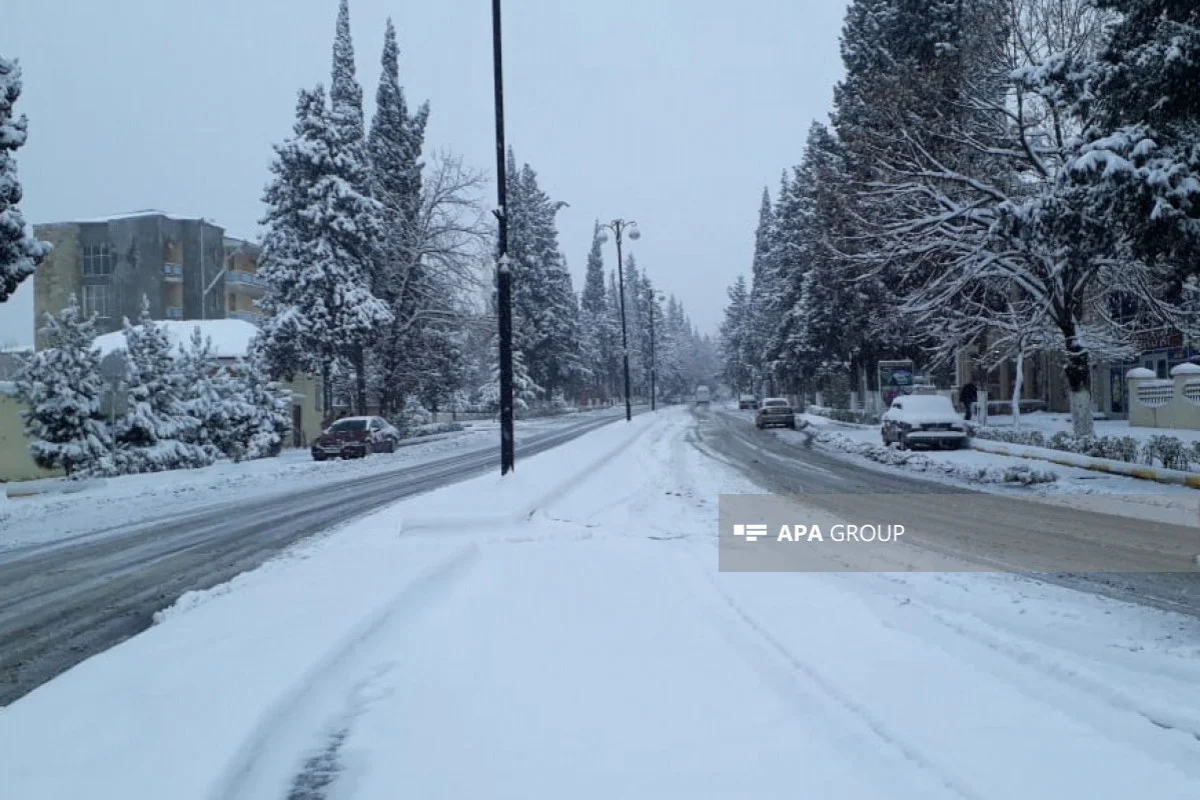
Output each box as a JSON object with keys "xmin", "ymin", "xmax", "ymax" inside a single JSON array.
[
  {"xmin": 353, "ymin": 346, "xmax": 368, "ymax": 416},
  {"xmin": 1063, "ymin": 341, "xmax": 1094, "ymax": 437},
  {"xmin": 321, "ymin": 362, "xmax": 333, "ymax": 423},
  {"xmin": 1012, "ymin": 351, "xmax": 1024, "ymax": 431}
]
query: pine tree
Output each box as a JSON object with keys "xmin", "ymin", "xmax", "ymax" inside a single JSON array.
[
  {"xmin": 16, "ymin": 296, "xmax": 113, "ymax": 476},
  {"xmin": 368, "ymin": 17, "xmax": 432, "ymax": 414},
  {"xmin": 177, "ymin": 327, "xmax": 228, "ymax": 462},
  {"xmin": 1071, "ymin": 0, "xmax": 1200, "ymax": 279},
  {"xmin": 258, "ymin": 84, "xmax": 392, "ymax": 415},
  {"xmin": 746, "ymin": 187, "xmax": 776, "ymax": 394},
  {"xmin": 720, "ymin": 276, "xmax": 752, "ymax": 392},
  {"xmin": 112, "ymin": 299, "xmax": 214, "ymax": 474},
  {"xmin": 0, "ymin": 54, "xmax": 50, "ymax": 303},
  {"xmin": 505, "ymin": 150, "xmax": 581, "ymax": 402}
]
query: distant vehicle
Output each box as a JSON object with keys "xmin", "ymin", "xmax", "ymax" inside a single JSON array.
[
  {"xmin": 881, "ymin": 394, "xmax": 967, "ymax": 450},
  {"xmin": 312, "ymin": 416, "xmax": 400, "ymax": 461},
  {"xmin": 694, "ymin": 386, "xmax": 711, "ymax": 406},
  {"xmin": 755, "ymin": 397, "xmax": 797, "ymax": 429},
  {"xmin": 738, "ymin": 394, "xmax": 758, "ymax": 410}
]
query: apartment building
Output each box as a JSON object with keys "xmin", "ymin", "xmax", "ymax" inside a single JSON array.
[{"xmin": 32, "ymin": 210, "xmax": 264, "ymax": 348}]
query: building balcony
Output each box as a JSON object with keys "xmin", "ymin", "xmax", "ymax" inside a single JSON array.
[
  {"xmin": 163, "ymin": 263, "xmax": 184, "ymax": 283},
  {"xmin": 225, "ymin": 270, "xmax": 268, "ymax": 296}
]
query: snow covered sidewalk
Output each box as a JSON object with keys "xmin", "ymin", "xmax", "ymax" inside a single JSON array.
[{"xmin": 3, "ymin": 408, "xmax": 1200, "ymax": 799}]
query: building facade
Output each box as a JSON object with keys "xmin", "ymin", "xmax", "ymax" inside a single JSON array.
[{"xmin": 32, "ymin": 211, "xmax": 265, "ymax": 348}]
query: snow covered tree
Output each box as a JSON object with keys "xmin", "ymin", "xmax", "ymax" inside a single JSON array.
[
  {"xmin": 176, "ymin": 327, "xmax": 228, "ymax": 462},
  {"xmin": 745, "ymin": 187, "xmax": 777, "ymax": 394},
  {"xmin": 258, "ymin": 84, "xmax": 392, "ymax": 416},
  {"xmin": 578, "ymin": 222, "xmax": 619, "ymax": 401},
  {"xmin": 505, "ymin": 149, "xmax": 582, "ymax": 402},
  {"xmin": 1073, "ymin": 0, "xmax": 1200, "ymax": 274},
  {"xmin": 719, "ymin": 276, "xmax": 753, "ymax": 393},
  {"xmin": 112, "ymin": 300, "xmax": 214, "ymax": 474},
  {"xmin": 15, "ymin": 296, "xmax": 113, "ymax": 477},
  {"xmin": 0, "ymin": 54, "xmax": 50, "ymax": 303}
]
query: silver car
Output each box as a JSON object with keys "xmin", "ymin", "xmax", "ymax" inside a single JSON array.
[{"xmin": 755, "ymin": 398, "xmax": 797, "ymax": 429}]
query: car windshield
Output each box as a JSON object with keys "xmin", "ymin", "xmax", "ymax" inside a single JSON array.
[
  {"xmin": 764, "ymin": 399, "xmax": 788, "ymax": 408},
  {"xmin": 895, "ymin": 395, "xmax": 955, "ymax": 414},
  {"xmin": 328, "ymin": 419, "xmax": 368, "ymax": 432}
]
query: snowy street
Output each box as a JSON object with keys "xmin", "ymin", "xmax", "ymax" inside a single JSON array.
[
  {"xmin": 0, "ymin": 408, "xmax": 630, "ymax": 706},
  {"xmin": 4, "ymin": 408, "xmax": 1200, "ymax": 799}
]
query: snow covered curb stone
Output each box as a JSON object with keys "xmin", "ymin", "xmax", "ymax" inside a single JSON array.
[
  {"xmin": 968, "ymin": 438, "xmax": 1200, "ymax": 489},
  {"xmin": 815, "ymin": 431, "xmax": 1057, "ymax": 485}
]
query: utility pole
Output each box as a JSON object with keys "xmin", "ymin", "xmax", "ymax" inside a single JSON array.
[
  {"xmin": 597, "ymin": 219, "xmax": 640, "ymax": 422},
  {"xmin": 492, "ymin": 0, "xmax": 515, "ymax": 474}
]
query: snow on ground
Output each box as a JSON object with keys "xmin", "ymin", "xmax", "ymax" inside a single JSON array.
[
  {"xmin": 785, "ymin": 408, "xmax": 1200, "ymax": 529},
  {"xmin": 3, "ymin": 408, "xmax": 1200, "ymax": 799},
  {"xmin": 0, "ymin": 412, "xmax": 610, "ymax": 551}
]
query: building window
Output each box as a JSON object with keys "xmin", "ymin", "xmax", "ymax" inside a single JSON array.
[
  {"xmin": 82, "ymin": 284, "xmax": 113, "ymax": 319},
  {"xmin": 228, "ymin": 292, "xmax": 237, "ymax": 311},
  {"xmin": 82, "ymin": 243, "xmax": 115, "ymax": 276}
]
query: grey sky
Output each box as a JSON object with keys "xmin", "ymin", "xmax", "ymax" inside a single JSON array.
[{"xmin": 1, "ymin": 0, "xmax": 848, "ymax": 347}]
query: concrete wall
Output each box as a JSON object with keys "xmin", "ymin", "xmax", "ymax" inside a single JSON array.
[
  {"xmin": 33, "ymin": 224, "xmax": 83, "ymax": 349},
  {"xmin": 1127, "ymin": 365, "xmax": 1200, "ymax": 429},
  {"xmin": 0, "ymin": 393, "xmax": 60, "ymax": 482}
]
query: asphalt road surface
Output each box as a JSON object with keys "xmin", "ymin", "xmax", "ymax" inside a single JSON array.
[
  {"xmin": 695, "ymin": 406, "xmax": 1200, "ymax": 618},
  {"xmin": 0, "ymin": 411, "xmax": 633, "ymax": 707}
]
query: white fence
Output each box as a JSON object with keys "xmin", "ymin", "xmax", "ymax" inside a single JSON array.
[{"xmin": 1127, "ymin": 364, "xmax": 1200, "ymax": 429}]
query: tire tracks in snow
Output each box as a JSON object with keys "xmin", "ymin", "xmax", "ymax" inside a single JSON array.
[
  {"xmin": 666, "ymin": 548, "xmax": 981, "ymax": 800},
  {"xmin": 209, "ymin": 544, "xmax": 481, "ymax": 800}
]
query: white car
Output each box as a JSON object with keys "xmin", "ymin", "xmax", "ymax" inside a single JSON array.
[{"xmin": 881, "ymin": 394, "xmax": 968, "ymax": 450}]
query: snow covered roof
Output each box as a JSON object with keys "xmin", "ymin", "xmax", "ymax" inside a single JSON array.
[
  {"xmin": 72, "ymin": 209, "xmax": 209, "ymax": 224},
  {"xmin": 93, "ymin": 319, "xmax": 259, "ymax": 360}
]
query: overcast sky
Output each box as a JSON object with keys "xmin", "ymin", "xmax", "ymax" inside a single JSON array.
[{"xmin": 1, "ymin": 0, "xmax": 848, "ymax": 347}]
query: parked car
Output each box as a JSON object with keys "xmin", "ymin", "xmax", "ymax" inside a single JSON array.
[
  {"xmin": 880, "ymin": 394, "xmax": 967, "ymax": 450},
  {"xmin": 755, "ymin": 397, "xmax": 797, "ymax": 429},
  {"xmin": 312, "ymin": 416, "xmax": 401, "ymax": 460},
  {"xmin": 738, "ymin": 394, "xmax": 758, "ymax": 410}
]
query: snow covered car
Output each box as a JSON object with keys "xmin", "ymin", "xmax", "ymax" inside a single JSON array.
[
  {"xmin": 755, "ymin": 398, "xmax": 797, "ymax": 429},
  {"xmin": 738, "ymin": 394, "xmax": 758, "ymax": 410},
  {"xmin": 881, "ymin": 394, "xmax": 967, "ymax": 450},
  {"xmin": 311, "ymin": 416, "xmax": 400, "ymax": 460}
]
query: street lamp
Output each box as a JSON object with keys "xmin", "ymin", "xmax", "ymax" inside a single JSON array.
[
  {"xmin": 491, "ymin": 0, "xmax": 515, "ymax": 475},
  {"xmin": 597, "ymin": 219, "xmax": 640, "ymax": 422}
]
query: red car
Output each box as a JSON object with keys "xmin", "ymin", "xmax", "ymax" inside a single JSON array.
[{"xmin": 311, "ymin": 416, "xmax": 400, "ymax": 461}]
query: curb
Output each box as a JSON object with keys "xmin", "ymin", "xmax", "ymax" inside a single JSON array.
[{"xmin": 968, "ymin": 438, "xmax": 1200, "ymax": 489}]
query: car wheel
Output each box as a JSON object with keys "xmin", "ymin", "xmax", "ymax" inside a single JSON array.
[
  {"xmin": 897, "ymin": 435, "xmax": 907, "ymax": 451},
  {"xmin": 363, "ymin": 442, "xmax": 374, "ymax": 458},
  {"xmin": 386, "ymin": 439, "xmax": 396, "ymax": 453},
  {"xmin": 312, "ymin": 452, "xmax": 326, "ymax": 462}
]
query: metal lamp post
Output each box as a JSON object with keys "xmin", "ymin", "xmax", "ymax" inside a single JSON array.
[
  {"xmin": 492, "ymin": 0, "xmax": 515, "ymax": 475},
  {"xmin": 597, "ymin": 220, "xmax": 640, "ymax": 422}
]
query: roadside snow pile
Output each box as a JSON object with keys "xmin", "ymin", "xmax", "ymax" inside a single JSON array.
[
  {"xmin": 807, "ymin": 404, "xmax": 880, "ymax": 425},
  {"xmin": 972, "ymin": 426, "xmax": 1200, "ymax": 471},
  {"xmin": 815, "ymin": 430, "xmax": 1057, "ymax": 485}
]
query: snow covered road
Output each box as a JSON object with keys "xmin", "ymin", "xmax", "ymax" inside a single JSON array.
[
  {"xmin": 3, "ymin": 408, "xmax": 1200, "ymax": 799},
  {"xmin": 0, "ymin": 409, "xmax": 631, "ymax": 706}
]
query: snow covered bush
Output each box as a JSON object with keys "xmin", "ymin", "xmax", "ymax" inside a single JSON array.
[
  {"xmin": 813, "ymin": 431, "xmax": 1057, "ymax": 486},
  {"xmin": 969, "ymin": 427, "xmax": 1047, "ymax": 449},
  {"xmin": 1142, "ymin": 435, "xmax": 1191, "ymax": 472},
  {"xmin": 396, "ymin": 394, "xmax": 433, "ymax": 435},
  {"xmin": 15, "ymin": 297, "xmax": 113, "ymax": 477},
  {"xmin": 111, "ymin": 307, "xmax": 215, "ymax": 475}
]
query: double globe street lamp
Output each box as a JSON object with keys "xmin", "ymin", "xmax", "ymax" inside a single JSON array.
[{"xmin": 597, "ymin": 220, "xmax": 640, "ymax": 422}]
